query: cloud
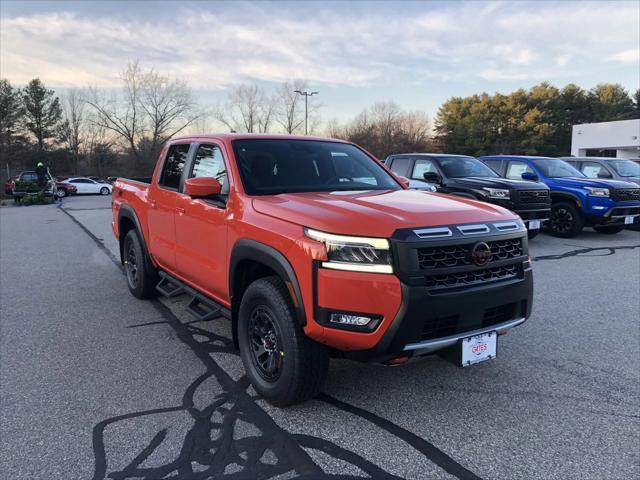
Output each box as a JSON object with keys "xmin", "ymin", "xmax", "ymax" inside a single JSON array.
[
  {"xmin": 610, "ymin": 49, "xmax": 640, "ymax": 64},
  {"xmin": 1, "ymin": 1, "xmax": 638, "ymax": 93}
]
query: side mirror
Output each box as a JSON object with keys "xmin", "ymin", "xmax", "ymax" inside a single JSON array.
[
  {"xmin": 423, "ymin": 172, "xmax": 442, "ymax": 184},
  {"xmin": 521, "ymin": 171, "xmax": 538, "ymax": 181},
  {"xmin": 396, "ymin": 175, "xmax": 410, "ymax": 188},
  {"xmin": 184, "ymin": 177, "xmax": 222, "ymax": 198},
  {"xmin": 597, "ymin": 171, "xmax": 612, "ymax": 179}
]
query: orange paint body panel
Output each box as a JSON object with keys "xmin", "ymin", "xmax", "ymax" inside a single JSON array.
[{"xmin": 315, "ymin": 269, "xmax": 402, "ymax": 350}]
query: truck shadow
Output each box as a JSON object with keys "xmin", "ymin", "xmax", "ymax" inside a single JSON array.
[{"xmin": 91, "ymin": 303, "xmax": 407, "ymax": 480}]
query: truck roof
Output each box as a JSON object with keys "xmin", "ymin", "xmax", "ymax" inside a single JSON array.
[
  {"xmin": 479, "ymin": 155, "xmax": 556, "ymax": 160},
  {"xmin": 170, "ymin": 133, "xmax": 349, "ymax": 143},
  {"xmin": 388, "ymin": 153, "xmax": 471, "ymax": 158}
]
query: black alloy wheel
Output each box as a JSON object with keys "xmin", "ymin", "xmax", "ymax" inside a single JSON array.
[
  {"xmin": 248, "ymin": 306, "xmax": 284, "ymax": 381},
  {"xmin": 548, "ymin": 201, "xmax": 583, "ymax": 238},
  {"xmin": 125, "ymin": 236, "xmax": 139, "ymax": 290}
]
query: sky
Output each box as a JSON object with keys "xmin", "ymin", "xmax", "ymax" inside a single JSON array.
[{"xmin": 1, "ymin": 0, "xmax": 639, "ymax": 124}]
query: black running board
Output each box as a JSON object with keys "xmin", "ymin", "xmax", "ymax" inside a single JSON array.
[{"xmin": 156, "ymin": 271, "xmax": 231, "ymax": 321}]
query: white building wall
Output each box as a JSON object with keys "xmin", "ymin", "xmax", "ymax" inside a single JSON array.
[{"xmin": 571, "ymin": 119, "xmax": 640, "ymax": 159}]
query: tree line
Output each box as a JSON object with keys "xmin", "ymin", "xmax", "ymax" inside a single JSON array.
[
  {"xmin": 2, "ymin": 63, "xmax": 638, "ymax": 181},
  {"xmin": 434, "ymin": 83, "xmax": 639, "ymax": 157}
]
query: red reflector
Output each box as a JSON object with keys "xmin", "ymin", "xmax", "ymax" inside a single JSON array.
[
  {"xmin": 499, "ymin": 331, "xmax": 508, "ymax": 336},
  {"xmin": 386, "ymin": 356, "xmax": 409, "ymax": 365}
]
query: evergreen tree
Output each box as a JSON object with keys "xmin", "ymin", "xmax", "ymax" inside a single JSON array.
[{"xmin": 21, "ymin": 78, "xmax": 62, "ymax": 150}]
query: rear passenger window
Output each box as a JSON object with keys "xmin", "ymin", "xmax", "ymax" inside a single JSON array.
[
  {"xmin": 581, "ymin": 162, "xmax": 609, "ymax": 178},
  {"xmin": 483, "ymin": 160, "xmax": 503, "ymax": 174},
  {"xmin": 191, "ymin": 144, "xmax": 228, "ymax": 194},
  {"xmin": 506, "ymin": 161, "xmax": 533, "ymax": 180},
  {"xmin": 160, "ymin": 144, "xmax": 190, "ymax": 189},
  {"xmin": 389, "ymin": 157, "xmax": 410, "ymax": 176}
]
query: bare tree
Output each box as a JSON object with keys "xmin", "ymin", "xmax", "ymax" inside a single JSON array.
[
  {"xmin": 59, "ymin": 89, "xmax": 86, "ymax": 172},
  {"xmin": 215, "ymin": 84, "xmax": 274, "ymax": 133},
  {"xmin": 335, "ymin": 101, "xmax": 432, "ymax": 158},
  {"xmin": 86, "ymin": 61, "xmax": 201, "ymax": 165},
  {"xmin": 86, "ymin": 62, "xmax": 144, "ymax": 161},
  {"xmin": 139, "ymin": 69, "xmax": 199, "ymax": 159}
]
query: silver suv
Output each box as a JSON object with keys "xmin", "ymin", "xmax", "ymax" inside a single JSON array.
[{"xmin": 560, "ymin": 157, "xmax": 640, "ymax": 186}]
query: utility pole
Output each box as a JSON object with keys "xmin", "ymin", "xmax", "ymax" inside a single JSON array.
[{"xmin": 294, "ymin": 90, "xmax": 318, "ymax": 135}]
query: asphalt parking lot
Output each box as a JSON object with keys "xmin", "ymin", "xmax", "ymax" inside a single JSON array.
[{"xmin": 1, "ymin": 195, "xmax": 638, "ymax": 480}]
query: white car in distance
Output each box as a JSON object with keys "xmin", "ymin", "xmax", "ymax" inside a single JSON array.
[{"xmin": 65, "ymin": 177, "xmax": 113, "ymax": 195}]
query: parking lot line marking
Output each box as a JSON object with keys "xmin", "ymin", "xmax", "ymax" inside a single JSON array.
[{"xmin": 318, "ymin": 393, "xmax": 483, "ymax": 480}]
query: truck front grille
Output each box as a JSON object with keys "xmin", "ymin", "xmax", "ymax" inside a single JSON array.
[
  {"xmin": 424, "ymin": 264, "xmax": 522, "ymax": 290},
  {"xmin": 610, "ymin": 188, "xmax": 640, "ymax": 202},
  {"xmin": 518, "ymin": 190, "xmax": 550, "ymax": 204},
  {"xmin": 418, "ymin": 238, "xmax": 523, "ymax": 270}
]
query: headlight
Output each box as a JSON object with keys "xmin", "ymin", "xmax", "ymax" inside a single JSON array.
[
  {"xmin": 304, "ymin": 228, "xmax": 393, "ymax": 274},
  {"xmin": 584, "ymin": 187, "xmax": 609, "ymax": 197},
  {"xmin": 482, "ymin": 188, "xmax": 510, "ymax": 199}
]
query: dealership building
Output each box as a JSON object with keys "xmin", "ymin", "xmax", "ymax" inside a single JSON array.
[{"xmin": 571, "ymin": 119, "xmax": 640, "ymax": 159}]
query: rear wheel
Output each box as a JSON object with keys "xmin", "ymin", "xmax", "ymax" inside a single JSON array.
[
  {"xmin": 593, "ymin": 225, "xmax": 624, "ymax": 234},
  {"xmin": 238, "ymin": 276, "xmax": 329, "ymax": 406},
  {"xmin": 548, "ymin": 201, "xmax": 584, "ymax": 238},
  {"xmin": 123, "ymin": 230, "xmax": 158, "ymax": 299}
]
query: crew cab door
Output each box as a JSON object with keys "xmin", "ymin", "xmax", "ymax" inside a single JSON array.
[
  {"xmin": 174, "ymin": 143, "xmax": 230, "ymax": 303},
  {"xmin": 147, "ymin": 143, "xmax": 191, "ymax": 271}
]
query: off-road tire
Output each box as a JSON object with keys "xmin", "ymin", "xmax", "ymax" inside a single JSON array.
[
  {"xmin": 548, "ymin": 201, "xmax": 584, "ymax": 238},
  {"xmin": 123, "ymin": 229, "xmax": 158, "ymax": 299},
  {"xmin": 593, "ymin": 225, "xmax": 624, "ymax": 234},
  {"xmin": 238, "ymin": 276, "xmax": 329, "ymax": 407}
]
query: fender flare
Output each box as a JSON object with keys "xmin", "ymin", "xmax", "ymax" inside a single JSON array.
[
  {"xmin": 550, "ymin": 191, "xmax": 582, "ymax": 208},
  {"xmin": 229, "ymin": 239, "xmax": 306, "ymax": 327},
  {"xmin": 117, "ymin": 205, "xmax": 150, "ymax": 265}
]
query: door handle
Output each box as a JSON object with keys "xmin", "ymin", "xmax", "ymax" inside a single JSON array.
[{"xmin": 175, "ymin": 207, "xmax": 185, "ymax": 215}]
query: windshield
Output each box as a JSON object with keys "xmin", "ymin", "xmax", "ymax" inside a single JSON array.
[
  {"xmin": 608, "ymin": 159, "xmax": 640, "ymax": 177},
  {"xmin": 232, "ymin": 139, "xmax": 401, "ymax": 195},
  {"xmin": 531, "ymin": 158, "xmax": 584, "ymax": 178},
  {"xmin": 435, "ymin": 156, "xmax": 499, "ymax": 178}
]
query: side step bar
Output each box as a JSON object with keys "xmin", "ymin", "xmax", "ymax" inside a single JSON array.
[{"xmin": 156, "ymin": 271, "xmax": 231, "ymax": 320}]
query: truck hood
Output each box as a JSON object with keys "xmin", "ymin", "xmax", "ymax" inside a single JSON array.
[
  {"xmin": 546, "ymin": 177, "xmax": 638, "ymax": 189},
  {"xmin": 450, "ymin": 177, "xmax": 548, "ymax": 191},
  {"xmin": 619, "ymin": 176, "xmax": 640, "ymax": 186},
  {"xmin": 252, "ymin": 189, "xmax": 517, "ymax": 237}
]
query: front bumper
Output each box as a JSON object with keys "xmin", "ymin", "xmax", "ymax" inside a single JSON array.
[{"xmin": 344, "ymin": 267, "xmax": 532, "ymax": 362}]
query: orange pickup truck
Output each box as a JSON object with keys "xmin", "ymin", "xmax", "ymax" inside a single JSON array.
[{"xmin": 112, "ymin": 134, "xmax": 533, "ymax": 406}]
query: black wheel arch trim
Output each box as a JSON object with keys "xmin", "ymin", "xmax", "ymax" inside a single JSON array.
[
  {"xmin": 229, "ymin": 239, "xmax": 307, "ymax": 328},
  {"xmin": 117, "ymin": 205, "xmax": 151, "ymax": 265},
  {"xmin": 550, "ymin": 191, "xmax": 582, "ymax": 207}
]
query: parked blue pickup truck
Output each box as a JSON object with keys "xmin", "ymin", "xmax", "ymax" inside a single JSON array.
[{"xmin": 479, "ymin": 156, "xmax": 640, "ymax": 237}]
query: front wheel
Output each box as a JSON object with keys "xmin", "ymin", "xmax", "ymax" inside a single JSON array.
[
  {"xmin": 593, "ymin": 225, "xmax": 624, "ymax": 234},
  {"xmin": 238, "ymin": 276, "xmax": 329, "ymax": 407},
  {"xmin": 56, "ymin": 189, "xmax": 67, "ymax": 198},
  {"xmin": 548, "ymin": 201, "xmax": 584, "ymax": 238},
  {"xmin": 123, "ymin": 230, "xmax": 158, "ymax": 299},
  {"xmin": 100, "ymin": 187, "xmax": 110, "ymax": 195}
]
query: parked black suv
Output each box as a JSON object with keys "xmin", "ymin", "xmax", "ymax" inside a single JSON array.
[{"xmin": 385, "ymin": 154, "xmax": 551, "ymax": 238}]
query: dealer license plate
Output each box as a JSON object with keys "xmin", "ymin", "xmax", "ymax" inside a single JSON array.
[
  {"xmin": 528, "ymin": 220, "xmax": 541, "ymax": 230},
  {"xmin": 461, "ymin": 332, "xmax": 497, "ymax": 367},
  {"xmin": 624, "ymin": 216, "xmax": 634, "ymax": 225}
]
